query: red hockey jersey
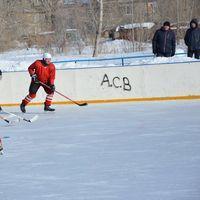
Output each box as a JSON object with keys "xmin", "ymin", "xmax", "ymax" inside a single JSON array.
[{"xmin": 28, "ymin": 60, "xmax": 56, "ymax": 85}]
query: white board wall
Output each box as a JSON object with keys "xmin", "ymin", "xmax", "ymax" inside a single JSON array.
[{"xmin": 0, "ymin": 62, "xmax": 200, "ymax": 106}]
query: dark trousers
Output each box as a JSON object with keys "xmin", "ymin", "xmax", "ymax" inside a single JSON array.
[
  {"xmin": 22, "ymin": 82, "xmax": 54, "ymax": 106},
  {"xmin": 156, "ymin": 52, "xmax": 172, "ymax": 57},
  {"xmin": 29, "ymin": 82, "xmax": 52, "ymax": 94},
  {"xmin": 187, "ymin": 49, "xmax": 200, "ymax": 59}
]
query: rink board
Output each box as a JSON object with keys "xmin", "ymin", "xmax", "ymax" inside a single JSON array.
[{"xmin": 0, "ymin": 61, "xmax": 200, "ymax": 106}]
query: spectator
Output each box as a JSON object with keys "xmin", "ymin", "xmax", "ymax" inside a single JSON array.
[
  {"xmin": 184, "ymin": 18, "xmax": 200, "ymax": 59},
  {"xmin": 152, "ymin": 21, "xmax": 176, "ymax": 57}
]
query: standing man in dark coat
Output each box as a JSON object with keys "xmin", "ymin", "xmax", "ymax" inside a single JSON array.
[
  {"xmin": 184, "ymin": 18, "xmax": 200, "ymax": 59},
  {"xmin": 152, "ymin": 21, "xmax": 176, "ymax": 57}
]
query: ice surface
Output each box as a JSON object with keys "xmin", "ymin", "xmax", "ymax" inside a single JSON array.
[{"xmin": 0, "ymin": 100, "xmax": 200, "ymax": 200}]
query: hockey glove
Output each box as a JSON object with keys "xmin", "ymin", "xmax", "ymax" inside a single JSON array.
[
  {"xmin": 31, "ymin": 74, "xmax": 39, "ymax": 83},
  {"xmin": 50, "ymin": 84, "xmax": 55, "ymax": 92}
]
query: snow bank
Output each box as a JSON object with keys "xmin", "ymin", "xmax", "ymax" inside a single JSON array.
[{"xmin": 0, "ymin": 40, "xmax": 198, "ymax": 72}]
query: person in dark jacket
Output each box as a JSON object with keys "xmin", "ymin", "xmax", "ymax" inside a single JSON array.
[
  {"xmin": 152, "ymin": 21, "xmax": 176, "ymax": 57},
  {"xmin": 184, "ymin": 18, "xmax": 200, "ymax": 59}
]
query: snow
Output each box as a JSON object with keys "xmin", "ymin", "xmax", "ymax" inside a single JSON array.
[
  {"xmin": 116, "ymin": 22, "xmax": 155, "ymax": 31},
  {"xmin": 0, "ymin": 40, "xmax": 198, "ymax": 72},
  {"xmin": 0, "ymin": 100, "xmax": 200, "ymax": 200}
]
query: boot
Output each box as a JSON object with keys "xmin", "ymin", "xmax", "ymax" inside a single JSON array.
[
  {"xmin": 20, "ymin": 103, "xmax": 26, "ymax": 113},
  {"xmin": 44, "ymin": 104, "xmax": 55, "ymax": 112}
]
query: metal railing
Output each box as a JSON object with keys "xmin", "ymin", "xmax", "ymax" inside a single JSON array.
[
  {"xmin": 52, "ymin": 53, "xmax": 200, "ymax": 69},
  {"xmin": 53, "ymin": 53, "xmax": 154, "ymax": 66}
]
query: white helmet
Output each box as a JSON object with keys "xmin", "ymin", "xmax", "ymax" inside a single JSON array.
[{"xmin": 43, "ymin": 52, "xmax": 52, "ymax": 59}]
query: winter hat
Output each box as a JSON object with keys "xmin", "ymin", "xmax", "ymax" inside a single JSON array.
[
  {"xmin": 43, "ymin": 53, "xmax": 52, "ymax": 59},
  {"xmin": 190, "ymin": 18, "xmax": 198, "ymax": 28},
  {"xmin": 163, "ymin": 21, "xmax": 170, "ymax": 27}
]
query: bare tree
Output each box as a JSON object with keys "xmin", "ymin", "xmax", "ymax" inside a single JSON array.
[
  {"xmin": 91, "ymin": 0, "xmax": 103, "ymax": 57},
  {"xmin": 0, "ymin": 0, "xmax": 28, "ymax": 51},
  {"xmin": 0, "ymin": 0, "xmax": 199, "ymax": 53},
  {"xmin": 39, "ymin": 0, "xmax": 61, "ymax": 30}
]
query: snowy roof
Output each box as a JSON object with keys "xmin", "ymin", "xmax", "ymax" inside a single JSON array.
[
  {"xmin": 38, "ymin": 31, "xmax": 55, "ymax": 35},
  {"xmin": 66, "ymin": 29, "xmax": 77, "ymax": 32},
  {"xmin": 116, "ymin": 22, "xmax": 155, "ymax": 31},
  {"xmin": 63, "ymin": 0, "xmax": 89, "ymax": 5}
]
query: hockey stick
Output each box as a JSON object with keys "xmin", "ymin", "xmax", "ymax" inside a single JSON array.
[
  {"xmin": 39, "ymin": 81, "xmax": 88, "ymax": 106},
  {"xmin": 0, "ymin": 115, "xmax": 11, "ymax": 123},
  {"xmin": 0, "ymin": 115, "xmax": 20, "ymax": 124},
  {"xmin": 0, "ymin": 108, "xmax": 10, "ymax": 123},
  {"xmin": 1, "ymin": 110, "xmax": 38, "ymax": 123}
]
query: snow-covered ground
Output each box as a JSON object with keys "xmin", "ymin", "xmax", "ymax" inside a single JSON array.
[
  {"xmin": 0, "ymin": 100, "xmax": 200, "ymax": 200},
  {"xmin": 0, "ymin": 40, "xmax": 199, "ymax": 72}
]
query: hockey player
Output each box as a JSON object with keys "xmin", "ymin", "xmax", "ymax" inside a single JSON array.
[
  {"xmin": 20, "ymin": 53, "xmax": 56, "ymax": 113},
  {"xmin": 0, "ymin": 138, "xmax": 3, "ymax": 155}
]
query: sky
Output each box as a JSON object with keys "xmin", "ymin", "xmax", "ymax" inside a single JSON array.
[{"xmin": 0, "ymin": 100, "xmax": 200, "ymax": 200}]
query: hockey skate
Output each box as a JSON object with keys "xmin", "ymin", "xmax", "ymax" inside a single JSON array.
[{"xmin": 44, "ymin": 104, "xmax": 55, "ymax": 112}]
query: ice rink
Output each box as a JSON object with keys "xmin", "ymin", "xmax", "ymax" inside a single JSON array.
[{"xmin": 0, "ymin": 100, "xmax": 200, "ymax": 200}]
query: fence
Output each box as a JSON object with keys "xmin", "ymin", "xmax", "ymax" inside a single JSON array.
[{"xmin": 53, "ymin": 53, "xmax": 200, "ymax": 68}]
